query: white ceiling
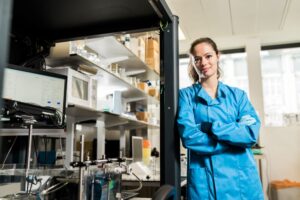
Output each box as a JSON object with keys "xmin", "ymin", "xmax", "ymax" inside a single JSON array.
[{"xmin": 165, "ymin": 0, "xmax": 300, "ymax": 54}]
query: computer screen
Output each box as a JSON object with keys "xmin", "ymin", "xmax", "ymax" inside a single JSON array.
[
  {"xmin": 2, "ymin": 65, "xmax": 67, "ymax": 128},
  {"xmin": 132, "ymin": 136, "xmax": 143, "ymax": 162}
]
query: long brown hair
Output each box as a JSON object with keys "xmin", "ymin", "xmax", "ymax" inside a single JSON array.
[{"xmin": 188, "ymin": 37, "xmax": 222, "ymax": 83}]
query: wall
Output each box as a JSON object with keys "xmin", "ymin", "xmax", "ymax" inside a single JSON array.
[{"xmin": 261, "ymin": 126, "xmax": 300, "ymax": 181}]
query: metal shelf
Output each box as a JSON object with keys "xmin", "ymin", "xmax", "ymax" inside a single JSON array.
[
  {"xmin": 6, "ymin": 0, "xmax": 179, "ymax": 192},
  {"xmin": 11, "ymin": 0, "xmax": 172, "ymax": 41},
  {"xmin": 0, "ymin": 128, "xmax": 66, "ymax": 137},
  {"xmin": 47, "ymin": 51, "xmax": 159, "ymax": 106},
  {"xmin": 66, "ymin": 105, "xmax": 159, "ymax": 130},
  {"xmin": 85, "ymin": 36, "xmax": 159, "ymax": 80}
]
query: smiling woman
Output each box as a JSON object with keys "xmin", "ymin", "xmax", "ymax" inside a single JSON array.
[
  {"xmin": 177, "ymin": 37, "xmax": 264, "ymax": 200},
  {"xmin": 188, "ymin": 38, "xmax": 222, "ymax": 87}
]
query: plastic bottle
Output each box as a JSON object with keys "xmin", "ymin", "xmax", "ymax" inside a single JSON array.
[{"xmin": 142, "ymin": 140, "xmax": 151, "ymax": 166}]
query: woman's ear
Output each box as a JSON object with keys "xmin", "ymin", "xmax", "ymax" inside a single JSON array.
[{"xmin": 217, "ymin": 51, "xmax": 220, "ymax": 60}]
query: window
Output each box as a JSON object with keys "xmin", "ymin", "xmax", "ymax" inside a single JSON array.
[
  {"xmin": 219, "ymin": 52, "xmax": 250, "ymax": 96},
  {"xmin": 261, "ymin": 47, "xmax": 300, "ymax": 126},
  {"xmin": 179, "ymin": 57, "xmax": 193, "ymax": 89}
]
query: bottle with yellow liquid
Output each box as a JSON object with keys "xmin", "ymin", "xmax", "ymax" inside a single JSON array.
[{"xmin": 142, "ymin": 140, "xmax": 151, "ymax": 166}]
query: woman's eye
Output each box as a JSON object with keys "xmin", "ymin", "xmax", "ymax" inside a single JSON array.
[
  {"xmin": 206, "ymin": 55, "xmax": 212, "ymax": 59},
  {"xmin": 194, "ymin": 58, "xmax": 201, "ymax": 63}
]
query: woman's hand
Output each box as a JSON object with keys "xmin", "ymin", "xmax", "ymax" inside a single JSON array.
[
  {"xmin": 201, "ymin": 122, "xmax": 212, "ymax": 134},
  {"xmin": 238, "ymin": 115, "xmax": 256, "ymax": 126}
]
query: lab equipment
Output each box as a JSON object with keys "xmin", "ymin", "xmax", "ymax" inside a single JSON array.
[
  {"xmin": 47, "ymin": 67, "xmax": 97, "ymax": 110},
  {"xmin": 2, "ymin": 65, "xmax": 67, "ymax": 128},
  {"xmin": 1, "ymin": 98, "xmax": 63, "ymax": 128}
]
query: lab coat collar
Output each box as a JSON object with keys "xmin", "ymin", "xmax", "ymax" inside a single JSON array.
[
  {"xmin": 194, "ymin": 81, "xmax": 226, "ymax": 105},
  {"xmin": 217, "ymin": 81, "xmax": 227, "ymax": 99}
]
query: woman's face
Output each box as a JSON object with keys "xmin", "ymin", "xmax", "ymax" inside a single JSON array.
[{"xmin": 193, "ymin": 42, "xmax": 219, "ymax": 79}]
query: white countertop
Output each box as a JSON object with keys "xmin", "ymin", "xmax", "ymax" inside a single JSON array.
[
  {"xmin": 130, "ymin": 198, "xmax": 151, "ymax": 200},
  {"xmin": 122, "ymin": 173, "xmax": 160, "ymax": 181}
]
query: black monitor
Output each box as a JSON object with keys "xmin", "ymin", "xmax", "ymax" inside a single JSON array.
[{"xmin": 1, "ymin": 65, "xmax": 67, "ymax": 128}]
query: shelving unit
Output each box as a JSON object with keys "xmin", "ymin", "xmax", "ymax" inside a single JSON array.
[
  {"xmin": 46, "ymin": 41, "xmax": 160, "ymax": 106},
  {"xmin": 1, "ymin": 0, "xmax": 180, "ymax": 198},
  {"xmin": 85, "ymin": 36, "xmax": 160, "ymax": 79},
  {"xmin": 44, "ymin": 34, "xmax": 163, "ymax": 176},
  {"xmin": 66, "ymin": 105, "xmax": 159, "ymax": 130},
  {"xmin": 0, "ymin": 128, "xmax": 65, "ymax": 137}
]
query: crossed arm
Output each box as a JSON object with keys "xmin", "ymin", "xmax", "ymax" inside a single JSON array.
[{"xmin": 177, "ymin": 90, "xmax": 261, "ymax": 155}]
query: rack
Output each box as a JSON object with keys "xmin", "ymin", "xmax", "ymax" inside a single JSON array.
[
  {"xmin": 85, "ymin": 36, "xmax": 160, "ymax": 79},
  {"xmin": 10, "ymin": 0, "xmax": 173, "ymax": 41},
  {"xmin": 0, "ymin": 128, "xmax": 65, "ymax": 137},
  {"xmin": 46, "ymin": 37, "xmax": 160, "ymax": 106},
  {"xmin": 46, "ymin": 34, "xmax": 162, "ymax": 166},
  {"xmin": 66, "ymin": 105, "xmax": 159, "ymax": 130},
  {"xmin": 1, "ymin": 0, "xmax": 180, "ymax": 198}
]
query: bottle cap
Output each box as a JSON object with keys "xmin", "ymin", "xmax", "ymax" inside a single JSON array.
[{"xmin": 143, "ymin": 140, "xmax": 151, "ymax": 148}]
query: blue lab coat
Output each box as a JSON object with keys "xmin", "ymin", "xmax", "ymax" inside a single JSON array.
[{"xmin": 177, "ymin": 81, "xmax": 264, "ymax": 200}]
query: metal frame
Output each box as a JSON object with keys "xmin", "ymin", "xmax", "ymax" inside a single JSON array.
[
  {"xmin": 261, "ymin": 42, "xmax": 300, "ymax": 50},
  {"xmin": 11, "ymin": 0, "xmax": 173, "ymax": 42},
  {"xmin": 0, "ymin": 0, "xmax": 13, "ymax": 113},
  {"xmin": 160, "ymin": 15, "xmax": 180, "ymax": 199},
  {"xmin": 2, "ymin": 1, "xmax": 181, "ymax": 198}
]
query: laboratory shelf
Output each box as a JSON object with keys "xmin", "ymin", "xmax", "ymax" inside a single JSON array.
[
  {"xmin": 85, "ymin": 36, "xmax": 160, "ymax": 80},
  {"xmin": 0, "ymin": 128, "xmax": 66, "ymax": 137},
  {"xmin": 5, "ymin": 0, "xmax": 178, "ymax": 192},
  {"xmin": 0, "ymin": 166, "xmax": 76, "ymax": 177},
  {"xmin": 66, "ymin": 105, "xmax": 159, "ymax": 130},
  {"xmin": 46, "ymin": 50, "xmax": 159, "ymax": 106}
]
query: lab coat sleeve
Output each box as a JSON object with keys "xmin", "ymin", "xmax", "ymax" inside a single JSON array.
[
  {"xmin": 177, "ymin": 89, "xmax": 229, "ymax": 155},
  {"xmin": 211, "ymin": 91, "xmax": 261, "ymax": 148}
]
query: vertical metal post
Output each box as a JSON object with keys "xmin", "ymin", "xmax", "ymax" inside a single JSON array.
[
  {"xmin": 96, "ymin": 120, "xmax": 105, "ymax": 159},
  {"xmin": 160, "ymin": 15, "xmax": 180, "ymax": 198},
  {"xmin": 25, "ymin": 124, "xmax": 33, "ymax": 178},
  {"xmin": 119, "ymin": 125, "xmax": 125, "ymax": 157},
  {"xmin": 78, "ymin": 134, "xmax": 84, "ymax": 200},
  {"xmin": 0, "ymin": 0, "xmax": 13, "ymax": 115},
  {"xmin": 65, "ymin": 116, "xmax": 75, "ymax": 166}
]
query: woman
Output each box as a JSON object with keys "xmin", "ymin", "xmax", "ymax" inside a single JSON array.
[{"xmin": 177, "ymin": 38, "xmax": 264, "ymax": 200}]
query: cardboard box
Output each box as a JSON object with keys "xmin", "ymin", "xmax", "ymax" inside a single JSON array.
[
  {"xmin": 137, "ymin": 82, "xmax": 149, "ymax": 93},
  {"xmin": 148, "ymin": 88, "xmax": 157, "ymax": 97},
  {"xmin": 270, "ymin": 180, "xmax": 300, "ymax": 200},
  {"xmin": 146, "ymin": 48, "xmax": 159, "ymax": 58},
  {"xmin": 146, "ymin": 57, "xmax": 160, "ymax": 73},
  {"xmin": 145, "ymin": 38, "xmax": 159, "ymax": 52},
  {"xmin": 154, "ymin": 63, "xmax": 160, "ymax": 74},
  {"xmin": 136, "ymin": 112, "xmax": 148, "ymax": 122},
  {"xmin": 145, "ymin": 37, "xmax": 160, "ymax": 72}
]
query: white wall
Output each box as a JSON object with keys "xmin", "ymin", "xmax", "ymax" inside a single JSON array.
[{"xmin": 261, "ymin": 126, "xmax": 300, "ymax": 181}]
